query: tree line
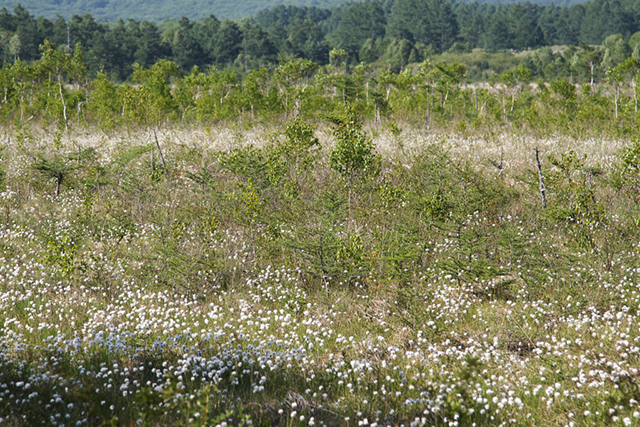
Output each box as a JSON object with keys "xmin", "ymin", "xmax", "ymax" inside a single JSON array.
[
  {"xmin": 2, "ymin": 0, "xmax": 640, "ymax": 80},
  {"xmin": 4, "ymin": 40, "xmax": 640, "ymax": 140}
]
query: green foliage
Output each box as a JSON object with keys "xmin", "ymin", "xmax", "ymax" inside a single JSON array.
[
  {"xmin": 137, "ymin": 379, "xmax": 237, "ymax": 426},
  {"xmin": 439, "ymin": 357, "xmax": 496, "ymax": 424},
  {"xmin": 44, "ymin": 233, "xmax": 83, "ymax": 278},
  {"xmin": 114, "ymin": 144, "xmax": 154, "ymax": 168},
  {"xmin": 231, "ymin": 177, "xmax": 264, "ymax": 226},
  {"xmin": 329, "ymin": 104, "xmax": 379, "ymax": 181},
  {"xmin": 265, "ymin": 117, "xmax": 320, "ymax": 190},
  {"xmin": 31, "ymin": 41, "xmax": 87, "ymax": 126},
  {"xmin": 546, "ymin": 150, "xmax": 606, "ymax": 251},
  {"xmin": 192, "ymin": 68, "xmax": 240, "ymax": 122},
  {"xmin": 127, "ymin": 59, "xmax": 182, "ymax": 125},
  {"xmin": 602, "ymin": 34, "xmax": 631, "ymax": 69},
  {"xmin": 275, "ymin": 57, "xmax": 319, "ymax": 117},
  {"xmin": 405, "ymin": 148, "xmax": 513, "ymax": 284},
  {"xmin": 87, "ymin": 71, "xmax": 121, "ymax": 128},
  {"xmin": 0, "ymin": 146, "xmax": 5, "ymax": 189},
  {"xmin": 32, "ymin": 155, "xmax": 82, "ymax": 196},
  {"xmin": 618, "ymin": 136, "xmax": 640, "ymax": 198},
  {"xmin": 218, "ymin": 146, "xmax": 267, "ymax": 185},
  {"xmin": 547, "ymin": 150, "xmax": 604, "ymax": 224},
  {"xmin": 498, "ymin": 64, "xmax": 532, "ymax": 86}
]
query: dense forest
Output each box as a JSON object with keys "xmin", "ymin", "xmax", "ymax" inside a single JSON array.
[{"xmin": 1, "ymin": 0, "xmax": 640, "ymax": 81}]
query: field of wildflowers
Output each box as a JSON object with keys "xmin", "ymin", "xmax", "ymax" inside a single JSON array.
[{"xmin": 1, "ymin": 119, "xmax": 640, "ymax": 426}]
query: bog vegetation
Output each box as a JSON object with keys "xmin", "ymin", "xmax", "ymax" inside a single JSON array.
[
  {"xmin": 6, "ymin": 107, "xmax": 640, "ymax": 427},
  {"xmin": 4, "ymin": 37, "xmax": 640, "ymax": 138},
  {"xmin": 3, "ymin": 6, "xmax": 640, "ymax": 426}
]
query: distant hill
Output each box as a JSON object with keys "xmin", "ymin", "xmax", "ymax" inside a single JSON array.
[
  {"xmin": 0, "ymin": 0, "xmax": 590, "ymax": 22},
  {"xmin": 459, "ymin": 0, "xmax": 588, "ymax": 5},
  {"xmin": 0, "ymin": 0, "xmax": 352, "ymax": 21}
]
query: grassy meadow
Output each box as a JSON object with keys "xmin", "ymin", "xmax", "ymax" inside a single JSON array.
[{"xmin": 1, "ymin": 117, "xmax": 640, "ymax": 427}]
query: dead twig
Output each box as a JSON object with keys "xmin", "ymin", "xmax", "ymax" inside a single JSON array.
[
  {"xmin": 152, "ymin": 128, "xmax": 168, "ymax": 173},
  {"xmin": 535, "ymin": 147, "xmax": 546, "ymax": 209}
]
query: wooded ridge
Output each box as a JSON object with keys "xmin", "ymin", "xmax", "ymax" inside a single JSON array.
[{"xmin": 1, "ymin": 0, "xmax": 639, "ymax": 82}]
